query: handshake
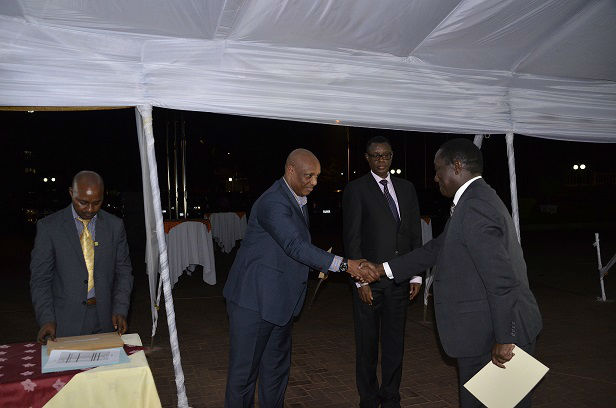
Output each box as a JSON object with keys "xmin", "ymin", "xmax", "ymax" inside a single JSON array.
[{"xmin": 346, "ymin": 259, "xmax": 384, "ymax": 283}]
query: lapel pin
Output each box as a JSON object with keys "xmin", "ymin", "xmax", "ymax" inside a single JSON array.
[{"xmin": 94, "ymin": 242, "xmax": 99, "ymax": 247}]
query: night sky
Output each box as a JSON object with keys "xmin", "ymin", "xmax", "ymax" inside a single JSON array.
[{"xmin": 2, "ymin": 108, "xmax": 615, "ymax": 236}]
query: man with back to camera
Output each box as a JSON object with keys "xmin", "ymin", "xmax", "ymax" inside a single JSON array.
[
  {"xmin": 356, "ymin": 139, "xmax": 542, "ymax": 408},
  {"xmin": 223, "ymin": 148, "xmax": 378, "ymax": 407},
  {"xmin": 30, "ymin": 170, "xmax": 133, "ymax": 343},
  {"xmin": 342, "ymin": 136, "xmax": 423, "ymax": 407}
]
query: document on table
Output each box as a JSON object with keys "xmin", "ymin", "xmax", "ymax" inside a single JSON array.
[
  {"xmin": 42, "ymin": 347, "xmax": 130, "ymax": 373},
  {"xmin": 464, "ymin": 347, "xmax": 549, "ymax": 408}
]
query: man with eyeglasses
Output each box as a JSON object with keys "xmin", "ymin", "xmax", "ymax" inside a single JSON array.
[{"xmin": 342, "ymin": 136, "xmax": 423, "ymax": 408}]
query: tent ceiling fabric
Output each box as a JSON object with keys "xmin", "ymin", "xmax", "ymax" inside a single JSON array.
[{"xmin": 1, "ymin": 0, "xmax": 615, "ymax": 141}]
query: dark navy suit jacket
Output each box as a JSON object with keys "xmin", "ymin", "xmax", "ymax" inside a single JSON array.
[{"xmin": 223, "ymin": 178, "xmax": 335, "ymax": 326}]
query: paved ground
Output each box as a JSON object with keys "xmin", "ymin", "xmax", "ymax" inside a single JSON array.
[{"xmin": 1, "ymin": 228, "xmax": 615, "ymax": 407}]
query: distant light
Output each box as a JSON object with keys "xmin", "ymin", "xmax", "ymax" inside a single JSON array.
[
  {"xmin": 322, "ymin": 209, "xmax": 331, "ymax": 214},
  {"xmin": 171, "ymin": 207, "xmax": 175, "ymax": 210},
  {"xmin": 162, "ymin": 210, "xmax": 167, "ymax": 214},
  {"xmin": 228, "ymin": 177, "xmax": 233, "ymax": 182},
  {"xmin": 27, "ymin": 110, "xmax": 34, "ymax": 113},
  {"xmin": 107, "ymin": 204, "xmax": 111, "ymax": 207},
  {"xmin": 390, "ymin": 169, "xmax": 395, "ymax": 174},
  {"xmin": 580, "ymin": 164, "xmax": 586, "ymax": 170},
  {"xmin": 396, "ymin": 169, "xmax": 402, "ymax": 174},
  {"xmin": 573, "ymin": 164, "xmax": 579, "ymax": 170},
  {"xmin": 51, "ymin": 177, "xmax": 56, "ymax": 182},
  {"xmin": 335, "ymin": 189, "xmax": 342, "ymax": 193},
  {"xmin": 227, "ymin": 152, "xmax": 231, "ymax": 155},
  {"xmin": 335, "ymin": 120, "xmax": 340, "ymax": 124},
  {"xmin": 43, "ymin": 177, "xmax": 48, "ymax": 182},
  {"xmin": 179, "ymin": 212, "xmax": 184, "ymax": 217},
  {"xmin": 340, "ymin": 172, "xmax": 344, "ymax": 176},
  {"xmin": 193, "ymin": 206, "xmax": 200, "ymax": 210},
  {"xmin": 353, "ymin": 170, "xmax": 356, "ymax": 174}
]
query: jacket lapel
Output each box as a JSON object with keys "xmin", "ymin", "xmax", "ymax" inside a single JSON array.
[
  {"xmin": 93, "ymin": 211, "xmax": 110, "ymax": 275},
  {"xmin": 278, "ymin": 178, "xmax": 309, "ymax": 229},
  {"xmin": 61, "ymin": 206, "xmax": 87, "ymax": 270},
  {"xmin": 367, "ymin": 175, "xmax": 399, "ymax": 227}
]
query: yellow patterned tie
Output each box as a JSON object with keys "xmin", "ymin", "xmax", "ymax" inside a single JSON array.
[{"xmin": 78, "ymin": 218, "xmax": 95, "ymax": 292}]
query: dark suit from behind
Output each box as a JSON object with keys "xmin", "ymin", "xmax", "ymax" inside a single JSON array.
[
  {"xmin": 30, "ymin": 206, "xmax": 133, "ymax": 337},
  {"xmin": 223, "ymin": 178, "xmax": 335, "ymax": 407},
  {"xmin": 343, "ymin": 173, "xmax": 422, "ymax": 407},
  {"xmin": 388, "ymin": 178, "xmax": 542, "ymax": 407}
]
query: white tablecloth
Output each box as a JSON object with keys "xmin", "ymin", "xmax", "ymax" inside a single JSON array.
[
  {"xmin": 421, "ymin": 217, "xmax": 435, "ymax": 308},
  {"xmin": 208, "ymin": 212, "xmax": 247, "ymax": 253},
  {"xmin": 165, "ymin": 221, "xmax": 216, "ymax": 286}
]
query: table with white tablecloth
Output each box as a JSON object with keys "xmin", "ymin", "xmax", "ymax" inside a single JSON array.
[
  {"xmin": 164, "ymin": 220, "xmax": 216, "ymax": 286},
  {"xmin": 207, "ymin": 212, "xmax": 247, "ymax": 253}
]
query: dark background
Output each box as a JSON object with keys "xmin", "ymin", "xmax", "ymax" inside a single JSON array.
[{"xmin": 2, "ymin": 107, "xmax": 615, "ymax": 252}]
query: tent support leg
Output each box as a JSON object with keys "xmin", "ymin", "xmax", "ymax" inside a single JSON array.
[{"xmin": 137, "ymin": 105, "xmax": 189, "ymax": 408}]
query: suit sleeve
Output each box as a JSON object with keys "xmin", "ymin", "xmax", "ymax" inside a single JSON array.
[
  {"xmin": 462, "ymin": 199, "xmax": 518, "ymax": 344},
  {"xmin": 388, "ymin": 232, "xmax": 442, "ymax": 284},
  {"xmin": 111, "ymin": 220, "xmax": 133, "ymax": 317},
  {"xmin": 342, "ymin": 184, "xmax": 362, "ymax": 259},
  {"xmin": 30, "ymin": 220, "xmax": 56, "ymax": 326},
  {"xmin": 257, "ymin": 196, "xmax": 334, "ymax": 272}
]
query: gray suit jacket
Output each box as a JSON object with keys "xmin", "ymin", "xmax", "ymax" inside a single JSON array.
[
  {"xmin": 30, "ymin": 205, "xmax": 133, "ymax": 337},
  {"xmin": 223, "ymin": 178, "xmax": 335, "ymax": 326},
  {"xmin": 389, "ymin": 178, "xmax": 542, "ymax": 358}
]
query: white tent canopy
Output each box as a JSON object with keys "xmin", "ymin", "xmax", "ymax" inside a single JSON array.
[
  {"xmin": 2, "ymin": 0, "xmax": 615, "ymax": 141},
  {"xmin": 2, "ymin": 1, "xmax": 615, "ymax": 406}
]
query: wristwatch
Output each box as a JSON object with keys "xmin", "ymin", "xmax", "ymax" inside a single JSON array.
[{"xmin": 338, "ymin": 258, "xmax": 348, "ymax": 273}]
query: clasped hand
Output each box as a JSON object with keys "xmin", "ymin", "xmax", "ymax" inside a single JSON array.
[{"xmin": 346, "ymin": 259, "xmax": 382, "ymax": 283}]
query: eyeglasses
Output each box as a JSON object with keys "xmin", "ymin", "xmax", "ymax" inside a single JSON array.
[{"xmin": 366, "ymin": 152, "xmax": 393, "ymax": 160}]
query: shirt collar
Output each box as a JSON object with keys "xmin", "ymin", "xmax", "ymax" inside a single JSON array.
[
  {"xmin": 370, "ymin": 170, "xmax": 392, "ymax": 185},
  {"xmin": 453, "ymin": 176, "xmax": 482, "ymax": 205},
  {"xmin": 282, "ymin": 177, "xmax": 307, "ymax": 207},
  {"xmin": 71, "ymin": 205, "xmax": 98, "ymax": 223}
]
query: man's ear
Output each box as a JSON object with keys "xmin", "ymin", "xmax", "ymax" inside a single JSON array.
[
  {"xmin": 453, "ymin": 159, "xmax": 463, "ymax": 175},
  {"xmin": 68, "ymin": 187, "xmax": 73, "ymax": 197}
]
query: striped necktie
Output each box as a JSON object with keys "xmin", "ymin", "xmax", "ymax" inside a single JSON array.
[
  {"xmin": 78, "ymin": 218, "xmax": 95, "ymax": 292},
  {"xmin": 380, "ymin": 180, "xmax": 400, "ymax": 224}
]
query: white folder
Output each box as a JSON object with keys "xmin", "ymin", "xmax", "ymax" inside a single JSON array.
[{"xmin": 464, "ymin": 347, "xmax": 549, "ymax": 408}]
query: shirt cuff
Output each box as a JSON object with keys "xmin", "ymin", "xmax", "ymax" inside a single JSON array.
[
  {"xmin": 329, "ymin": 255, "xmax": 343, "ymax": 272},
  {"xmin": 410, "ymin": 276, "xmax": 422, "ymax": 284},
  {"xmin": 383, "ymin": 262, "xmax": 394, "ymax": 279},
  {"xmin": 355, "ymin": 281, "xmax": 369, "ymax": 288}
]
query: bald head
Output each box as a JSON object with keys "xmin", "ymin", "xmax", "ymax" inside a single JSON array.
[
  {"xmin": 69, "ymin": 171, "xmax": 104, "ymax": 219},
  {"xmin": 284, "ymin": 149, "xmax": 321, "ymax": 197}
]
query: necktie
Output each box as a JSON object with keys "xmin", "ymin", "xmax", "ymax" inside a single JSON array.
[
  {"xmin": 450, "ymin": 203, "xmax": 456, "ymax": 216},
  {"xmin": 78, "ymin": 218, "xmax": 95, "ymax": 292},
  {"xmin": 380, "ymin": 180, "xmax": 400, "ymax": 224}
]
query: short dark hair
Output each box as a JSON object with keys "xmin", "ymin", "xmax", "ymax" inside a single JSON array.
[
  {"xmin": 366, "ymin": 136, "xmax": 392, "ymax": 152},
  {"xmin": 437, "ymin": 138, "xmax": 483, "ymax": 175}
]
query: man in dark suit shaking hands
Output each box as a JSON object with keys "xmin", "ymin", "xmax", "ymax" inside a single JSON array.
[
  {"xmin": 359, "ymin": 139, "xmax": 542, "ymax": 408},
  {"xmin": 223, "ymin": 149, "xmax": 373, "ymax": 407},
  {"xmin": 342, "ymin": 136, "xmax": 422, "ymax": 408},
  {"xmin": 30, "ymin": 170, "xmax": 133, "ymax": 344}
]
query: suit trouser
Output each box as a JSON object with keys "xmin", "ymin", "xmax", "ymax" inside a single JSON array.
[
  {"xmin": 352, "ymin": 280, "xmax": 409, "ymax": 408},
  {"xmin": 457, "ymin": 342, "xmax": 536, "ymax": 408},
  {"xmin": 225, "ymin": 301, "xmax": 292, "ymax": 408}
]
